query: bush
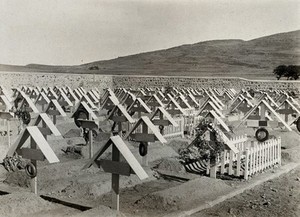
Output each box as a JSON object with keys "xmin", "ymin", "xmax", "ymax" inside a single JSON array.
[{"xmin": 88, "ymin": 66, "xmax": 99, "ymax": 70}]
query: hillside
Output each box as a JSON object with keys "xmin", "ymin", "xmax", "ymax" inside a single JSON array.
[{"xmin": 1, "ymin": 30, "xmax": 299, "ymax": 79}]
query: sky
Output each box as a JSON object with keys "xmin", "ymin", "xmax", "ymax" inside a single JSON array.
[{"xmin": 0, "ymin": 0, "xmax": 299, "ymax": 66}]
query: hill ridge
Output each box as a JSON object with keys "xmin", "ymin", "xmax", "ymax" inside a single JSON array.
[{"xmin": 0, "ymin": 30, "xmax": 299, "ymax": 79}]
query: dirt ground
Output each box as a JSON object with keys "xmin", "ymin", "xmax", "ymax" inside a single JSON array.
[
  {"xmin": 0, "ymin": 109, "xmax": 299, "ymax": 216},
  {"xmin": 192, "ymin": 167, "xmax": 300, "ymax": 217}
]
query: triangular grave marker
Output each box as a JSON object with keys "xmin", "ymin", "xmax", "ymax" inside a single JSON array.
[{"xmin": 7, "ymin": 126, "xmax": 59, "ymax": 163}]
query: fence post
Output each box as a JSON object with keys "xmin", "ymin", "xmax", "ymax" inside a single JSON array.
[
  {"xmin": 256, "ymin": 143, "xmax": 259, "ymax": 172},
  {"xmin": 210, "ymin": 165, "xmax": 217, "ymax": 178},
  {"xmin": 236, "ymin": 151, "xmax": 241, "ymax": 177},
  {"xmin": 253, "ymin": 144, "xmax": 257, "ymax": 174},
  {"xmin": 228, "ymin": 150, "xmax": 234, "ymax": 176},
  {"xmin": 278, "ymin": 137, "xmax": 281, "ymax": 166},
  {"xmin": 272, "ymin": 139, "xmax": 275, "ymax": 166},
  {"xmin": 263, "ymin": 142, "xmax": 266, "ymax": 170},
  {"xmin": 181, "ymin": 116, "xmax": 184, "ymax": 138},
  {"xmin": 206, "ymin": 158, "xmax": 210, "ymax": 176},
  {"xmin": 267, "ymin": 141, "xmax": 271, "ymax": 167},
  {"xmin": 269, "ymin": 140, "xmax": 272, "ymax": 168},
  {"xmin": 220, "ymin": 151, "xmax": 225, "ymax": 174},
  {"xmin": 244, "ymin": 149, "xmax": 249, "ymax": 180},
  {"xmin": 259, "ymin": 143, "xmax": 263, "ymax": 172},
  {"xmin": 249, "ymin": 145, "xmax": 253, "ymax": 176}
]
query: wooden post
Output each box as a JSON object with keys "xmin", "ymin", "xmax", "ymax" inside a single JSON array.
[
  {"xmin": 278, "ymin": 137, "xmax": 281, "ymax": 166},
  {"xmin": 220, "ymin": 151, "xmax": 225, "ymax": 174},
  {"xmin": 206, "ymin": 157, "xmax": 210, "ymax": 175},
  {"xmin": 228, "ymin": 150, "xmax": 233, "ymax": 175},
  {"xmin": 111, "ymin": 144, "xmax": 120, "ymax": 211},
  {"xmin": 159, "ymin": 111, "xmax": 164, "ymax": 134},
  {"xmin": 209, "ymin": 155, "xmax": 217, "ymax": 178},
  {"xmin": 236, "ymin": 151, "xmax": 241, "ymax": 177},
  {"xmin": 181, "ymin": 116, "xmax": 184, "ymax": 138},
  {"xmin": 263, "ymin": 142, "xmax": 266, "ymax": 170},
  {"xmin": 273, "ymin": 140, "xmax": 276, "ymax": 165},
  {"xmin": 42, "ymin": 121, "xmax": 47, "ymax": 140},
  {"xmin": 267, "ymin": 141, "xmax": 271, "ymax": 168},
  {"xmin": 41, "ymin": 104, "xmax": 44, "ymax": 112},
  {"xmin": 30, "ymin": 137, "xmax": 38, "ymax": 194},
  {"xmin": 89, "ymin": 114, "xmax": 93, "ymax": 159},
  {"xmin": 142, "ymin": 122, "xmax": 148, "ymax": 166},
  {"xmin": 53, "ymin": 113, "xmax": 57, "ymax": 125},
  {"xmin": 209, "ymin": 165, "xmax": 217, "ymax": 178},
  {"xmin": 249, "ymin": 147, "xmax": 253, "ymax": 175},
  {"xmin": 253, "ymin": 146, "xmax": 257, "ymax": 173},
  {"xmin": 259, "ymin": 143, "xmax": 262, "ymax": 172},
  {"xmin": 260, "ymin": 103, "xmax": 266, "ymax": 120},
  {"xmin": 284, "ymin": 102, "xmax": 288, "ymax": 123},
  {"xmin": 7, "ymin": 119, "xmax": 10, "ymax": 147},
  {"xmin": 244, "ymin": 148, "xmax": 249, "ymax": 180}
]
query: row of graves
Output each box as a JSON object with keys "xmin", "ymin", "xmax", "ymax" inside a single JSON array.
[{"xmin": 0, "ymin": 84, "xmax": 300, "ymax": 211}]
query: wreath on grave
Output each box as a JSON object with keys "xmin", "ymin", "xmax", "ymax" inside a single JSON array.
[{"xmin": 178, "ymin": 120, "xmax": 225, "ymax": 166}]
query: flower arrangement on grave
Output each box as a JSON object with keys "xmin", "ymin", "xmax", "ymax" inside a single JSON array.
[{"xmin": 178, "ymin": 119, "xmax": 225, "ymax": 166}]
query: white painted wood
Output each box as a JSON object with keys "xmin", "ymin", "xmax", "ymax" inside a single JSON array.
[
  {"xmin": 111, "ymin": 136, "xmax": 148, "ymax": 180},
  {"xmin": 27, "ymin": 126, "xmax": 59, "ymax": 163},
  {"xmin": 31, "ymin": 113, "xmax": 61, "ymax": 136}
]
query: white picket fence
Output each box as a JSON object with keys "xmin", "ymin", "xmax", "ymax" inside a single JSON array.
[
  {"xmin": 163, "ymin": 116, "xmax": 185, "ymax": 139},
  {"xmin": 127, "ymin": 116, "xmax": 185, "ymax": 139},
  {"xmin": 184, "ymin": 115, "xmax": 202, "ymax": 135},
  {"xmin": 207, "ymin": 136, "xmax": 281, "ymax": 180},
  {"xmin": 244, "ymin": 138, "xmax": 281, "ymax": 179},
  {"xmin": 183, "ymin": 108, "xmax": 198, "ymax": 116}
]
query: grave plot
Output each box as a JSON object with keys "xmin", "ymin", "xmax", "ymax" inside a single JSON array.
[
  {"xmin": 0, "ymin": 84, "xmax": 299, "ymax": 217},
  {"xmin": 235, "ymin": 99, "xmax": 292, "ymax": 142},
  {"xmin": 71, "ymin": 102, "xmax": 100, "ymax": 158},
  {"xmin": 275, "ymin": 97, "xmax": 300, "ymax": 126}
]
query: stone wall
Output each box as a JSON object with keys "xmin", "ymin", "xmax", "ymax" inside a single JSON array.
[
  {"xmin": 113, "ymin": 75, "xmax": 300, "ymax": 92},
  {"xmin": 0, "ymin": 71, "xmax": 113, "ymax": 91},
  {"xmin": 1, "ymin": 72, "xmax": 300, "ymax": 93}
]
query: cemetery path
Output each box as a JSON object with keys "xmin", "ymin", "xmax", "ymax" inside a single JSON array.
[{"xmin": 192, "ymin": 166, "xmax": 300, "ymax": 217}]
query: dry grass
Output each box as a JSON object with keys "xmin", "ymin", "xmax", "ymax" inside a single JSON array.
[{"xmin": 0, "ymin": 30, "xmax": 299, "ymax": 80}]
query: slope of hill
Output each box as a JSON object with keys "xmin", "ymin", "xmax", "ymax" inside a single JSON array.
[{"xmin": 1, "ymin": 30, "xmax": 299, "ymax": 79}]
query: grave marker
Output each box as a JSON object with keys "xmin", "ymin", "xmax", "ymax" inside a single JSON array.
[
  {"xmin": 83, "ymin": 135, "xmax": 148, "ymax": 211},
  {"xmin": 35, "ymin": 92, "xmax": 51, "ymax": 112},
  {"xmin": 7, "ymin": 126, "xmax": 59, "ymax": 194},
  {"xmin": 124, "ymin": 116, "xmax": 167, "ymax": 166},
  {"xmin": 45, "ymin": 99, "xmax": 67, "ymax": 124}
]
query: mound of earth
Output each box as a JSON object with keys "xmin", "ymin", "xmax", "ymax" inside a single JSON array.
[
  {"xmin": 56, "ymin": 121, "xmax": 78, "ymax": 136},
  {"xmin": 275, "ymin": 129, "xmax": 300, "ymax": 150},
  {"xmin": 69, "ymin": 205, "xmax": 122, "ymax": 217},
  {"xmin": 167, "ymin": 139, "xmax": 191, "ymax": 154},
  {"xmin": 64, "ymin": 129, "xmax": 81, "ymax": 138},
  {"xmin": 0, "ymin": 192, "xmax": 78, "ymax": 217},
  {"xmin": 281, "ymin": 146, "xmax": 300, "ymax": 163},
  {"xmin": 3, "ymin": 170, "xmax": 30, "ymax": 188},
  {"xmin": 152, "ymin": 158, "xmax": 185, "ymax": 174},
  {"xmin": 93, "ymin": 132, "xmax": 111, "ymax": 142},
  {"xmin": 135, "ymin": 176, "xmax": 234, "ymax": 211}
]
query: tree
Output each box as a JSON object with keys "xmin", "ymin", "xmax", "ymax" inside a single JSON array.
[
  {"xmin": 273, "ymin": 65, "xmax": 287, "ymax": 80},
  {"xmin": 273, "ymin": 65, "xmax": 300, "ymax": 80},
  {"xmin": 88, "ymin": 66, "xmax": 99, "ymax": 70},
  {"xmin": 286, "ymin": 65, "xmax": 300, "ymax": 80}
]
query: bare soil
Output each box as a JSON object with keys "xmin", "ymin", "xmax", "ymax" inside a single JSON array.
[
  {"xmin": 0, "ymin": 111, "xmax": 299, "ymax": 217},
  {"xmin": 192, "ymin": 167, "xmax": 300, "ymax": 217}
]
